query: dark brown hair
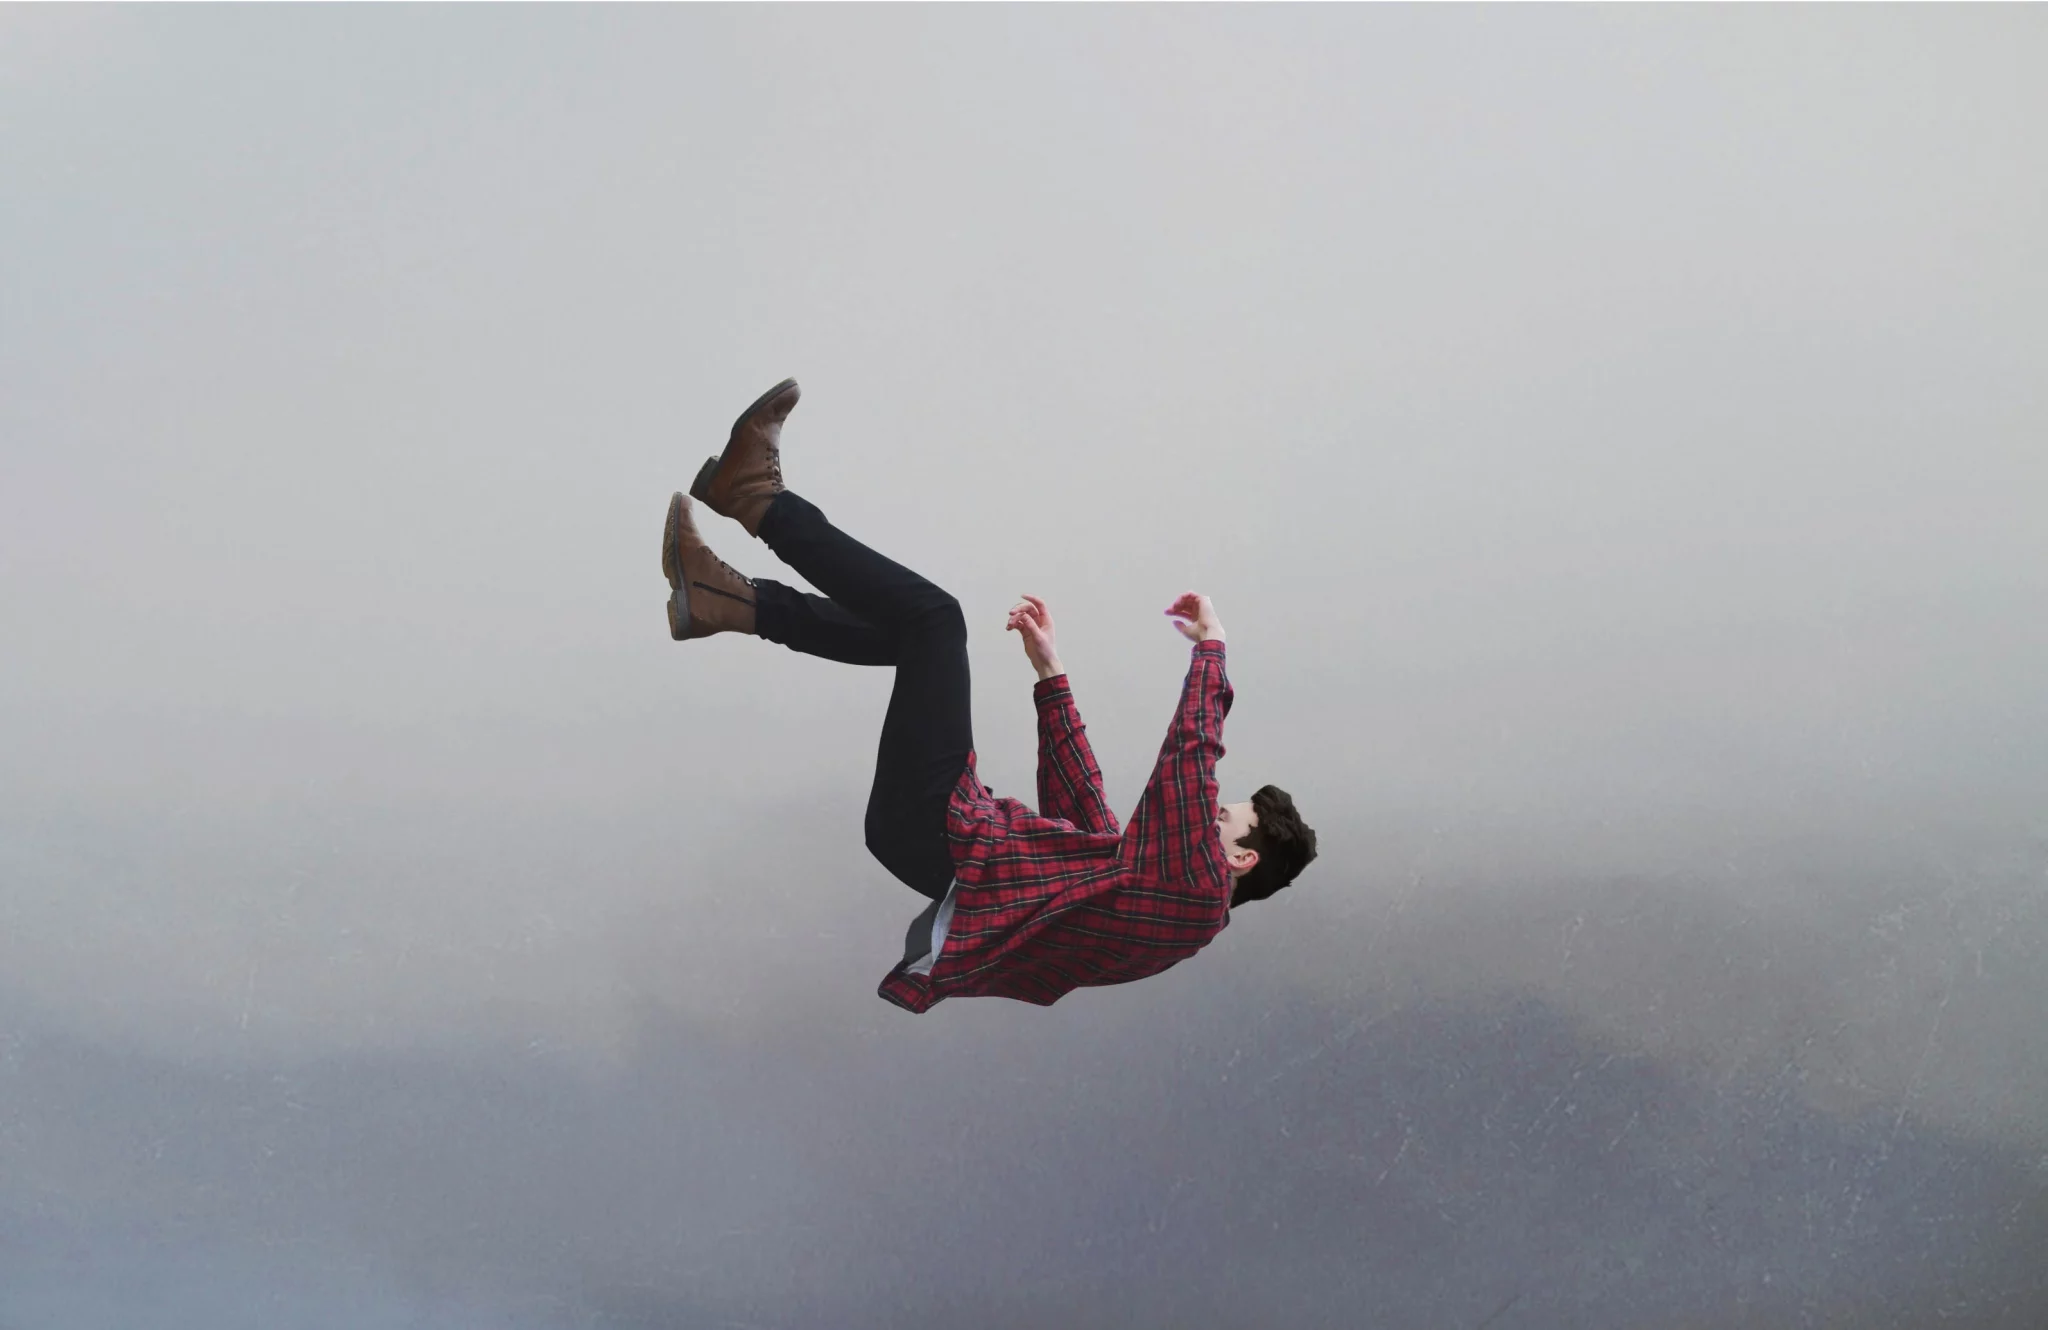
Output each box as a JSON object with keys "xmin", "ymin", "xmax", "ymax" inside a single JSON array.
[{"xmin": 1229, "ymin": 784, "xmax": 1318, "ymax": 907}]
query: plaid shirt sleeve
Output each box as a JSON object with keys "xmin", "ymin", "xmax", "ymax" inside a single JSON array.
[
  {"xmin": 1032, "ymin": 674, "xmax": 1122, "ymax": 836},
  {"xmin": 1117, "ymin": 640, "xmax": 1232, "ymax": 886}
]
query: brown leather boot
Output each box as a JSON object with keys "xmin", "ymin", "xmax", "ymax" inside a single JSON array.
[
  {"xmin": 688, "ymin": 378, "xmax": 799, "ymax": 538},
  {"xmin": 662, "ymin": 491, "xmax": 758, "ymax": 641}
]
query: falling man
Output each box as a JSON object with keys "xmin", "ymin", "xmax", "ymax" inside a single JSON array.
[{"xmin": 661, "ymin": 380, "xmax": 1318, "ymax": 1012}]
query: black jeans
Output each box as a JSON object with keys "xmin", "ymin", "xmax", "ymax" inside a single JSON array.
[{"xmin": 752, "ymin": 490, "xmax": 971, "ymax": 905}]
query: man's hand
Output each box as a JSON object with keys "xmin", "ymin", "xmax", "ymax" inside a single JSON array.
[
  {"xmin": 1007, "ymin": 593, "xmax": 1064, "ymax": 680},
  {"xmin": 1164, "ymin": 591, "xmax": 1225, "ymax": 644}
]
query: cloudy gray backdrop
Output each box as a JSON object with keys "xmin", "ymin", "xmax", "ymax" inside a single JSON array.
[{"xmin": 3, "ymin": 6, "xmax": 2045, "ymax": 1327}]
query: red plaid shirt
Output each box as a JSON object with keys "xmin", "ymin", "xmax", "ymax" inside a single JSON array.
[{"xmin": 877, "ymin": 640, "xmax": 1233, "ymax": 1013}]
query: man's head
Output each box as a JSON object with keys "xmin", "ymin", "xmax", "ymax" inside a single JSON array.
[{"xmin": 1217, "ymin": 784, "xmax": 1319, "ymax": 909}]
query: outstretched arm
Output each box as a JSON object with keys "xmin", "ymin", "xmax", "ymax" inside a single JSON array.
[
  {"xmin": 1033, "ymin": 675, "xmax": 1122, "ymax": 836},
  {"xmin": 1120, "ymin": 593, "xmax": 1232, "ymax": 891},
  {"xmin": 1009, "ymin": 595, "xmax": 1120, "ymax": 834}
]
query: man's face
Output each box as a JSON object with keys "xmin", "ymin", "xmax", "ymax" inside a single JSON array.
[{"xmin": 1216, "ymin": 800, "xmax": 1260, "ymax": 879}]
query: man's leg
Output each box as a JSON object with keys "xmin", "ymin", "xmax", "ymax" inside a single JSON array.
[
  {"xmin": 754, "ymin": 490, "xmax": 971, "ymax": 903},
  {"xmin": 750, "ymin": 582, "xmax": 896, "ymax": 667}
]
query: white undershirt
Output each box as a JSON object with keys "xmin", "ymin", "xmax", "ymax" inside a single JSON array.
[{"xmin": 905, "ymin": 876, "xmax": 961, "ymax": 976}]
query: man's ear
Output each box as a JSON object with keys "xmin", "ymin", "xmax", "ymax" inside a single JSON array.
[{"xmin": 1231, "ymin": 847, "xmax": 1259, "ymax": 874}]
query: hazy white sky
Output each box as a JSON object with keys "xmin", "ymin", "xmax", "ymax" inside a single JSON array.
[{"xmin": 2, "ymin": 7, "xmax": 2045, "ymax": 1327}]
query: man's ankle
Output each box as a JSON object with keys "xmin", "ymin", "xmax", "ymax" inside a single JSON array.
[{"xmin": 757, "ymin": 490, "xmax": 797, "ymax": 543}]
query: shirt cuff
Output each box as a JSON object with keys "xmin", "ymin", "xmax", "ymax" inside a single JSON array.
[
  {"xmin": 1192, "ymin": 640, "xmax": 1226, "ymax": 656},
  {"xmin": 1032, "ymin": 673, "xmax": 1072, "ymax": 701}
]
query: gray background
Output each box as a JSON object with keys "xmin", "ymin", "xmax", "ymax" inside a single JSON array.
[{"xmin": 3, "ymin": 7, "xmax": 2045, "ymax": 1327}]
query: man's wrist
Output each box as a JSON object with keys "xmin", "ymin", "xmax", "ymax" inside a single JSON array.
[{"xmin": 1035, "ymin": 661, "xmax": 1066, "ymax": 682}]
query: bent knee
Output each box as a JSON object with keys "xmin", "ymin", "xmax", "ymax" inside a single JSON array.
[{"xmin": 914, "ymin": 593, "xmax": 966, "ymax": 642}]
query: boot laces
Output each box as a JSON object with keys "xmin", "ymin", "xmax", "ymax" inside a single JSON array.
[
  {"xmin": 714, "ymin": 551, "xmax": 753, "ymax": 588},
  {"xmin": 691, "ymin": 544, "xmax": 753, "ymax": 589}
]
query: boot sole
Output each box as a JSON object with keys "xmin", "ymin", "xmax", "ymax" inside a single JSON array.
[
  {"xmin": 663, "ymin": 491, "xmax": 690, "ymax": 641},
  {"xmin": 688, "ymin": 454, "xmax": 722, "ymax": 507},
  {"xmin": 688, "ymin": 377, "xmax": 798, "ymax": 509}
]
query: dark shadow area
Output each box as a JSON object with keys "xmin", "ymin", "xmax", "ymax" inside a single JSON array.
[{"xmin": 4, "ymin": 874, "xmax": 2044, "ymax": 1330}]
